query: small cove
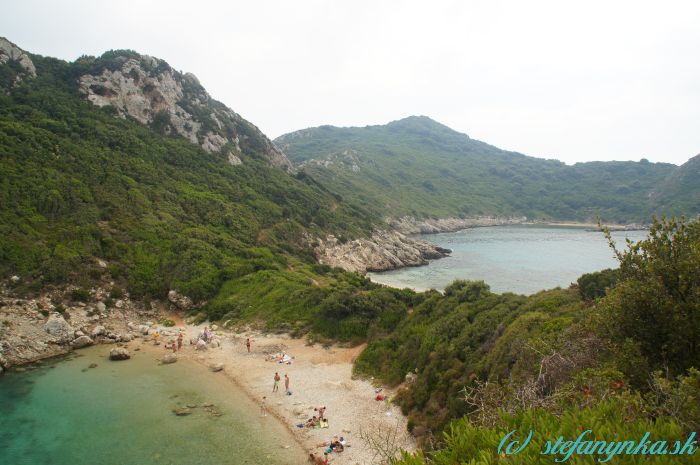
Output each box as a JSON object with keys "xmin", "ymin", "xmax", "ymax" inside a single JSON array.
[
  {"xmin": 0, "ymin": 345, "xmax": 307, "ymax": 465},
  {"xmin": 369, "ymin": 225, "xmax": 648, "ymax": 294}
]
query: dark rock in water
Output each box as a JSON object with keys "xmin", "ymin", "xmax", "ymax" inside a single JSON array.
[
  {"xmin": 109, "ymin": 347, "xmax": 130, "ymax": 361},
  {"xmin": 172, "ymin": 407, "xmax": 192, "ymax": 416},
  {"xmin": 88, "ymin": 363, "xmax": 98, "ymax": 369},
  {"xmin": 15, "ymin": 367, "xmax": 26, "ymax": 373}
]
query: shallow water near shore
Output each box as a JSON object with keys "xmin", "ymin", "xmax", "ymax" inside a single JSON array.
[
  {"xmin": 0, "ymin": 345, "xmax": 306, "ymax": 465},
  {"xmin": 369, "ymin": 225, "xmax": 648, "ymax": 294}
]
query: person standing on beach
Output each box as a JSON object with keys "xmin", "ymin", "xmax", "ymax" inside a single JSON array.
[
  {"xmin": 246, "ymin": 338, "xmax": 251, "ymax": 353},
  {"xmin": 260, "ymin": 396, "xmax": 267, "ymax": 416},
  {"xmin": 273, "ymin": 372, "xmax": 280, "ymax": 392},
  {"xmin": 177, "ymin": 331, "xmax": 183, "ymax": 351},
  {"xmin": 284, "ymin": 373, "xmax": 290, "ymax": 394}
]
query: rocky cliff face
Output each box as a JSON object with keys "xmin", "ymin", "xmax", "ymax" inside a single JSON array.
[
  {"xmin": 0, "ymin": 37, "xmax": 37, "ymax": 91},
  {"xmin": 0, "ymin": 39, "xmax": 291, "ymax": 169},
  {"xmin": 314, "ymin": 230, "xmax": 450, "ymax": 273},
  {"xmin": 76, "ymin": 52, "xmax": 292, "ymax": 170}
]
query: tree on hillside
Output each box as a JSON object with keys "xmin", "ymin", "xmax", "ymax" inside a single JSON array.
[{"xmin": 599, "ymin": 217, "xmax": 700, "ymax": 378}]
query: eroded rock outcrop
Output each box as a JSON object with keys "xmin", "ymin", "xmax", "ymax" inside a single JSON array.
[
  {"xmin": 167, "ymin": 290, "xmax": 193, "ymax": 311},
  {"xmin": 76, "ymin": 53, "xmax": 291, "ymax": 170},
  {"xmin": 0, "ymin": 37, "xmax": 36, "ymax": 89},
  {"xmin": 43, "ymin": 314, "xmax": 74, "ymax": 343},
  {"xmin": 314, "ymin": 230, "xmax": 450, "ymax": 273}
]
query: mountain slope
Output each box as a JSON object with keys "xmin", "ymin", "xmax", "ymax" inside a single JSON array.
[
  {"xmin": 650, "ymin": 154, "xmax": 700, "ymax": 217},
  {"xmin": 276, "ymin": 116, "xmax": 680, "ymax": 223},
  {"xmin": 0, "ymin": 38, "xmax": 381, "ymax": 302}
]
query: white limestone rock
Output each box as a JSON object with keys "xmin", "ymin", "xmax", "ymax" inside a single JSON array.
[
  {"xmin": 71, "ymin": 335, "xmax": 94, "ymax": 349},
  {"xmin": 77, "ymin": 54, "xmax": 292, "ymax": 170}
]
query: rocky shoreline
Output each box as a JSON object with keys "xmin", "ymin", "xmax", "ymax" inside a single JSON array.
[
  {"xmin": 0, "ymin": 284, "xmax": 196, "ymax": 373},
  {"xmin": 388, "ymin": 215, "xmax": 528, "ymax": 235},
  {"xmin": 388, "ymin": 215, "xmax": 649, "ymax": 235},
  {"xmin": 313, "ymin": 229, "xmax": 451, "ymax": 273},
  {"xmin": 311, "ymin": 216, "xmax": 648, "ymax": 275}
]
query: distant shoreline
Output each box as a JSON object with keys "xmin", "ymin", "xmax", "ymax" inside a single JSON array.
[{"xmin": 389, "ymin": 215, "xmax": 648, "ymax": 236}]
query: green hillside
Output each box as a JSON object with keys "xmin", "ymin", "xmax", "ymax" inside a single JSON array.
[
  {"xmin": 650, "ymin": 154, "xmax": 700, "ymax": 217},
  {"xmin": 275, "ymin": 116, "xmax": 682, "ymax": 223},
  {"xmin": 0, "ymin": 43, "xmax": 382, "ymax": 315}
]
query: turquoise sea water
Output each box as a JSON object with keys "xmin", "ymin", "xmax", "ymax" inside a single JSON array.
[
  {"xmin": 0, "ymin": 346, "xmax": 306, "ymax": 465},
  {"xmin": 369, "ymin": 225, "xmax": 648, "ymax": 294}
]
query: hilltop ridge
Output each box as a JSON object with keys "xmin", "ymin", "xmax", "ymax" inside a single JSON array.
[{"xmin": 276, "ymin": 116, "xmax": 692, "ymax": 223}]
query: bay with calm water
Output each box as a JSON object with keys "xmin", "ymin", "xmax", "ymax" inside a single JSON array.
[
  {"xmin": 368, "ymin": 225, "xmax": 648, "ymax": 294},
  {"xmin": 0, "ymin": 346, "xmax": 306, "ymax": 465}
]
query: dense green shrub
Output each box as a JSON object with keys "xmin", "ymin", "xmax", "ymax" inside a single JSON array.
[
  {"xmin": 396, "ymin": 399, "xmax": 698, "ymax": 464},
  {"xmin": 597, "ymin": 217, "xmax": 700, "ymax": 379},
  {"xmin": 577, "ymin": 268, "xmax": 620, "ymax": 300},
  {"xmin": 69, "ymin": 288, "xmax": 90, "ymax": 302}
]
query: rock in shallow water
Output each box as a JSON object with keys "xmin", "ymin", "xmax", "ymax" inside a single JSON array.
[
  {"xmin": 161, "ymin": 354, "xmax": 177, "ymax": 364},
  {"xmin": 172, "ymin": 407, "xmax": 192, "ymax": 416},
  {"xmin": 109, "ymin": 347, "xmax": 130, "ymax": 361},
  {"xmin": 209, "ymin": 363, "xmax": 224, "ymax": 372}
]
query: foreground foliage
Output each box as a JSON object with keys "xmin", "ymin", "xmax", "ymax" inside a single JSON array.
[{"xmin": 359, "ymin": 217, "xmax": 700, "ymax": 463}]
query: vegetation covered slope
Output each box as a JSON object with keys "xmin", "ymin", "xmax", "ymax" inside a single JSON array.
[
  {"xmin": 355, "ymin": 217, "xmax": 699, "ymax": 463},
  {"xmin": 0, "ymin": 44, "xmax": 388, "ymax": 318},
  {"xmin": 650, "ymin": 154, "xmax": 700, "ymax": 218},
  {"xmin": 275, "ymin": 116, "xmax": 685, "ymax": 223}
]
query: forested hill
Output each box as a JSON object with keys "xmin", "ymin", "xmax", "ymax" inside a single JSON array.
[
  {"xmin": 275, "ymin": 116, "xmax": 694, "ymax": 223},
  {"xmin": 650, "ymin": 153, "xmax": 700, "ymax": 217},
  {"xmin": 0, "ymin": 38, "xmax": 377, "ymax": 303}
]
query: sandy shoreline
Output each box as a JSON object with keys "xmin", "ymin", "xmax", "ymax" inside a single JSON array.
[{"xmin": 164, "ymin": 325, "xmax": 415, "ymax": 465}]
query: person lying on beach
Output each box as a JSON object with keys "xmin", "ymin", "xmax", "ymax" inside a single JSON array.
[
  {"xmin": 305, "ymin": 415, "xmax": 319, "ymax": 428},
  {"xmin": 314, "ymin": 405, "xmax": 326, "ymax": 420},
  {"xmin": 317, "ymin": 435, "xmax": 345, "ymax": 452}
]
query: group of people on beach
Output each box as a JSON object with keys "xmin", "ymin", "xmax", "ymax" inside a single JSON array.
[
  {"xmin": 309, "ymin": 435, "xmax": 346, "ymax": 463},
  {"xmin": 272, "ymin": 371, "xmax": 291, "ymax": 395},
  {"xmin": 155, "ymin": 329, "xmax": 185, "ymax": 353},
  {"xmin": 304, "ymin": 405, "xmax": 328, "ymax": 429},
  {"xmin": 247, "ymin": 338, "xmax": 351, "ymax": 463}
]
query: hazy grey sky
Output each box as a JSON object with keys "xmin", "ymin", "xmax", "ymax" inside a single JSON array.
[{"xmin": 2, "ymin": 0, "xmax": 699, "ymax": 165}]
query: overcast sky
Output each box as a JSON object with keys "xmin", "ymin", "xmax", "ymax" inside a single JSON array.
[{"xmin": 2, "ymin": 0, "xmax": 699, "ymax": 165}]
